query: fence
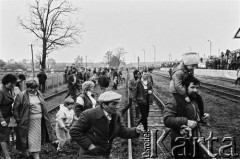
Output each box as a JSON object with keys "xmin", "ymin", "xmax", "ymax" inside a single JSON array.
[{"xmin": 20, "ymin": 73, "xmax": 66, "ymax": 91}]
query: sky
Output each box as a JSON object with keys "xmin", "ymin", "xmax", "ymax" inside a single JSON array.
[{"xmin": 0, "ymin": 0, "xmax": 240, "ymax": 64}]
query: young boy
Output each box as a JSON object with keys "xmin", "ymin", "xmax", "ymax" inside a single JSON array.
[
  {"xmin": 55, "ymin": 98, "xmax": 78, "ymax": 151},
  {"xmin": 169, "ymin": 52, "xmax": 206, "ymax": 122}
]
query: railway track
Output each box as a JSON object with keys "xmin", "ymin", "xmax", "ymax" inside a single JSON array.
[
  {"xmin": 152, "ymin": 72, "xmax": 240, "ymax": 103},
  {"xmin": 44, "ymin": 89, "xmax": 68, "ymax": 112}
]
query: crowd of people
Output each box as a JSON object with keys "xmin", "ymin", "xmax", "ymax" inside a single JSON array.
[{"xmin": 0, "ymin": 54, "xmax": 212, "ymax": 158}]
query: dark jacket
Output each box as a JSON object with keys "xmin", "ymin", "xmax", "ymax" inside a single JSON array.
[
  {"xmin": 75, "ymin": 93, "xmax": 95, "ymax": 117},
  {"xmin": 37, "ymin": 71, "xmax": 47, "ymax": 84},
  {"xmin": 70, "ymin": 106, "xmax": 139, "ymax": 158},
  {"xmin": 13, "ymin": 90, "xmax": 54, "ymax": 151},
  {"xmin": 0, "ymin": 85, "xmax": 14, "ymax": 122},
  {"xmin": 169, "ymin": 62, "xmax": 193, "ymax": 97},
  {"xmin": 133, "ymin": 80, "xmax": 152, "ymax": 105},
  {"xmin": 163, "ymin": 98, "xmax": 200, "ymax": 148},
  {"xmin": 113, "ymin": 71, "xmax": 118, "ymax": 79},
  {"xmin": 68, "ymin": 74, "xmax": 79, "ymax": 87},
  {"xmin": 98, "ymin": 75, "xmax": 110, "ymax": 88}
]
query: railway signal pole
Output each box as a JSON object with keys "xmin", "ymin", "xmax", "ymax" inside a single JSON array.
[
  {"xmin": 142, "ymin": 49, "xmax": 145, "ymax": 66},
  {"xmin": 208, "ymin": 40, "xmax": 212, "ymax": 57}
]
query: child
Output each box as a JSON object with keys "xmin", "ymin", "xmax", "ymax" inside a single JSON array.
[
  {"xmin": 55, "ymin": 98, "xmax": 78, "ymax": 151},
  {"xmin": 113, "ymin": 76, "xmax": 118, "ymax": 90},
  {"xmin": 169, "ymin": 52, "xmax": 206, "ymax": 122}
]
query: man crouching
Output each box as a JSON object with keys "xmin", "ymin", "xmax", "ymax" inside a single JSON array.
[{"xmin": 70, "ymin": 91, "xmax": 143, "ymax": 158}]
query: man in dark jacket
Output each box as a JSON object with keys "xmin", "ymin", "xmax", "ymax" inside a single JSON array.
[
  {"xmin": 66, "ymin": 68, "xmax": 78, "ymax": 101},
  {"xmin": 164, "ymin": 76, "xmax": 208, "ymax": 158},
  {"xmin": 70, "ymin": 91, "xmax": 143, "ymax": 158},
  {"xmin": 98, "ymin": 71, "xmax": 110, "ymax": 91},
  {"xmin": 37, "ymin": 69, "xmax": 47, "ymax": 93},
  {"xmin": 121, "ymin": 70, "xmax": 140, "ymax": 116}
]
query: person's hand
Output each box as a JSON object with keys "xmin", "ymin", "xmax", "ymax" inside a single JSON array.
[
  {"xmin": 1, "ymin": 121, "xmax": 7, "ymax": 127},
  {"xmin": 148, "ymin": 90, "xmax": 153, "ymax": 94},
  {"xmin": 185, "ymin": 96, "xmax": 190, "ymax": 103},
  {"xmin": 203, "ymin": 113, "xmax": 210, "ymax": 119},
  {"xmin": 136, "ymin": 125, "xmax": 144, "ymax": 134},
  {"xmin": 187, "ymin": 120, "xmax": 197, "ymax": 129},
  {"xmin": 88, "ymin": 144, "xmax": 96, "ymax": 150}
]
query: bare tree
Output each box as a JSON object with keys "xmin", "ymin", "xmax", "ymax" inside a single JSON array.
[
  {"xmin": 19, "ymin": 0, "xmax": 83, "ymax": 69},
  {"xmin": 104, "ymin": 50, "xmax": 113, "ymax": 65},
  {"xmin": 114, "ymin": 47, "xmax": 127, "ymax": 67}
]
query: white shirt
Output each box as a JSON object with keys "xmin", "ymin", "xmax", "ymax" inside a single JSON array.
[
  {"xmin": 103, "ymin": 109, "xmax": 112, "ymax": 121},
  {"xmin": 56, "ymin": 104, "xmax": 75, "ymax": 127},
  {"xmin": 142, "ymin": 80, "xmax": 148, "ymax": 90}
]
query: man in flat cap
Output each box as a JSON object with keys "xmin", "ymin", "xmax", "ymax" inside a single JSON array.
[{"xmin": 70, "ymin": 91, "xmax": 143, "ymax": 158}]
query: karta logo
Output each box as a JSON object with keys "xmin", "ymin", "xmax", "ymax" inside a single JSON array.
[{"xmin": 142, "ymin": 130, "xmax": 239, "ymax": 158}]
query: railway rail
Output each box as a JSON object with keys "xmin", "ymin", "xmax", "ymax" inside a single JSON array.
[{"xmin": 152, "ymin": 72, "xmax": 240, "ymax": 103}]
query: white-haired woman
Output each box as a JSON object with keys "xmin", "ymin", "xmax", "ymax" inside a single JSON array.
[{"xmin": 75, "ymin": 81, "xmax": 96, "ymax": 117}]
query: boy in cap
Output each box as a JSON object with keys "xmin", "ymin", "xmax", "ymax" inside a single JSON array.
[
  {"xmin": 70, "ymin": 91, "xmax": 143, "ymax": 158},
  {"xmin": 170, "ymin": 52, "xmax": 206, "ymax": 122},
  {"xmin": 55, "ymin": 98, "xmax": 78, "ymax": 152}
]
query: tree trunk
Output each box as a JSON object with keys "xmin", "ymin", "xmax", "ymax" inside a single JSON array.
[{"xmin": 42, "ymin": 38, "xmax": 47, "ymax": 69}]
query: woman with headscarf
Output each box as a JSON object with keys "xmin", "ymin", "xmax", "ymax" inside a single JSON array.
[
  {"xmin": 75, "ymin": 81, "xmax": 96, "ymax": 117},
  {"xmin": 0, "ymin": 74, "xmax": 17, "ymax": 159},
  {"xmin": 13, "ymin": 80, "xmax": 54, "ymax": 159}
]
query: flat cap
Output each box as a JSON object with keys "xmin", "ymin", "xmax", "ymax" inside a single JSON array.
[{"xmin": 98, "ymin": 91, "xmax": 122, "ymax": 103}]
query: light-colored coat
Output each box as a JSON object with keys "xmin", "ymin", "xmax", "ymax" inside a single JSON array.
[{"xmin": 169, "ymin": 62, "xmax": 193, "ymax": 97}]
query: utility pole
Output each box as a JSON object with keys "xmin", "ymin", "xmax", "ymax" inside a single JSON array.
[
  {"xmin": 30, "ymin": 44, "xmax": 35, "ymax": 78},
  {"xmin": 138, "ymin": 56, "xmax": 140, "ymax": 70},
  {"xmin": 208, "ymin": 40, "xmax": 212, "ymax": 57},
  {"xmin": 152, "ymin": 45, "xmax": 156, "ymax": 64},
  {"xmin": 142, "ymin": 49, "xmax": 145, "ymax": 66}
]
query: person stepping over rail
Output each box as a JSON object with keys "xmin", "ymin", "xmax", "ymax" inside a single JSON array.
[
  {"xmin": 169, "ymin": 52, "xmax": 206, "ymax": 123},
  {"xmin": 55, "ymin": 98, "xmax": 78, "ymax": 152}
]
